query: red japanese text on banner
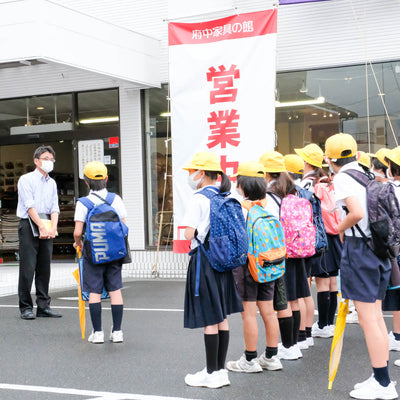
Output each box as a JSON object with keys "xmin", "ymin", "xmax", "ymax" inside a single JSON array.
[{"xmin": 169, "ymin": 9, "xmax": 277, "ymax": 253}]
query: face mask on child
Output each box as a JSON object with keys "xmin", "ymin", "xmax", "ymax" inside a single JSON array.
[
  {"xmin": 236, "ymin": 186, "xmax": 243, "ymax": 198},
  {"xmin": 371, "ymin": 167, "xmax": 386, "ymax": 179},
  {"xmin": 187, "ymin": 170, "xmax": 203, "ymax": 190}
]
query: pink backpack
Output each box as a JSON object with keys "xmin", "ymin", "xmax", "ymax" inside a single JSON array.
[
  {"xmin": 314, "ymin": 182, "xmax": 341, "ymax": 235},
  {"xmin": 280, "ymin": 194, "xmax": 316, "ymax": 258}
]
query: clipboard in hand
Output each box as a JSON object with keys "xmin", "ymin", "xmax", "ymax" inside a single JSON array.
[{"xmin": 28, "ymin": 214, "xmax": 58, "ymax": 238}]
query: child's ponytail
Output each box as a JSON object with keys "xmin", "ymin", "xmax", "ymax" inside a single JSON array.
[{"xmin": 219, "ymin": 172, "xmax": 231, "ymax": 193}]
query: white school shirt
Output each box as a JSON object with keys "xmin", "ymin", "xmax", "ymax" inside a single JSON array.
[
  {"xmin": 74, "ymin": 188, "xmax": 128, "ymax": 222},
  {"xmin": 182, "ymin": 185, "xmax": 216, "ymax": 250},
  {"xmin": 333, "ymin": 161, "xmax": 371, "ymax": 237},
  {"xmin": 298, "ymin": 171, "xmax": 315, "ymax": 193}
]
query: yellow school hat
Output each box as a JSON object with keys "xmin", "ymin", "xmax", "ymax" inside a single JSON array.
[
  {"xmin": 284, "ymin": 154, "xmax": 304, "ymax": 174},
  {"xmin": 373, "ymin": 148, "xmax": 390, "ymax": 167},
  {"xmin": 84, "ymin": 161, "xmax": 108, "ymax": 180},
  {"xmin": 294, "ymin": 143, "xmax": 324, "ymax": 168},
  {"xmin": 386, "ymin": 147, "xmax": 400, "ymax": 167},
  {"xmin": 357, "ymin": 151, "xmax": 371, "ymax": 169},
  {"xmin": 183, "ymin": 151, "xmax": 222, "ymax": 172},
  {"xmin": 231, "ymin": 161, "xmax": 265, "ymax": 178},
  {"xmin": 325, "ymin": 133, "xmax": 357, "ymax": 161},
  {"xmin": 259, "ymin": 151, "xmax": 286, "ymax": 173}
]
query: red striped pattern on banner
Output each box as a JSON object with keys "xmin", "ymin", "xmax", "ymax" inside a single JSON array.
[{"xmin": 168, "ymin": 9, "xmax": 277, "ymax": 46}]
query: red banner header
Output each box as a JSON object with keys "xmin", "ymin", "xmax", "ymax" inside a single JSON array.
[{"xmin": 168, "ymin": 9, "xmax": 277, "ymax": 46}]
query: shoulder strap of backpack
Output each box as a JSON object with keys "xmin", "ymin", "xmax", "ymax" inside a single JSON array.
[
  {"xmin": 198, "ymin": 186, "xmax": 220, "ymax": 200},
  {"xmin": 77, "ymin": 197, "xmax": 95, "ymax": 211},
  {"xmin": 342, "ymin": 169, "xmax": 373, "ymax": 187},
  {"xmin": 267, "ymin": 191, "xmax": 282, "ymax": 208},
  {"xmin": 91, "ymin": 192, "xmax": 116, "ymax": 206}
]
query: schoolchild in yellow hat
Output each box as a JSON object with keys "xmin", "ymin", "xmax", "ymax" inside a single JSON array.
[
  {"xmin": 259, "ymin": 151, "xmax": 294, "ymax": 199},
  {"xmin": 227, "ymin": 161, "xmax": 283, "ymax": 372},
  {"xmin": 325, "ymin": 133, "xmax": 397, "ymax": 398},
  {"xmin": 357, "ymin": 151, "xmax": 371, "ymax": 172},
  {"xmin": 370, "ymin": 148, "xmax": 390, "ymax": 182},
  {"xmin": 284, "ymin": 154, "xmax": 304, "ymax": 184},
  {"xmin": 294, "ymin": 144, "xmax": 325, "ymax": 192},
  {"xmin": 181, "ymin": 151, "xmax": 243, "ymax": 388}
]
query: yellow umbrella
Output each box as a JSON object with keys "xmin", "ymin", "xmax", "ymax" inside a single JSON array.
[
  {"xmin": 328, "ymin": 298, "xmax": 349, "ymax": 390},
  {"xmin": 72, "ymin": 246, "xmax": 86, "ymax": 339}
]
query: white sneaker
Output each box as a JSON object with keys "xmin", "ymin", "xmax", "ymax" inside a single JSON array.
[
  {"xmin": 293, "ymin": 344, "xmax": 303, "ymax": 358},
  {"xmin": 312, "ymin": 321, "xmax": 333, "ymax": 338},
  {"xmin": 184, "ymin": 368, "xmax": 226, "ymax": 389},
  {"xmin": 218, "ymin": 369, "xmax": 230, "ymax": 387},
  {"xmin": 350, "ymin": 376, "xmax": 398, "ymax": 399},
  {"xmin": 306, "ymin": 336, "xmax": 314, "ymax": 347},
  {"xmin": 258, "ymin": 354, "xmax": 283, "ymax": 371},
  {"xmin": 389, "ymin": 332, "xmax": 400, "ymax": 352},
  {"xmin": 346, "ymin": 310, "xmax": 359, "ymax": 324},
  {"xmin": 394, "ymin": 360, "xmax": 400, "ymax": 367},
  {"xmin": 328, "ymin": 325, "xmax": 336, "ymax": 336},
  {"xmin": 297, "ymin": 339, "xmax": 309, "ymax": 350},
  {"xmin": 354, "ymin": 374, "xmax": 375, "ymax": 390},
  {"xmin": 226, "ymin": 354, "xmax": 262, "ymax": 373},
  {"xmin": 277, "ymin": 343, "xmax": 301, "ymax": 360},
  {"xmin": 88, "ymin": 330, "xmax": 104, "ymax": 344},
  {"xmin": 110, "ymin": 329, "xmax": 123, "ymax": 343}
]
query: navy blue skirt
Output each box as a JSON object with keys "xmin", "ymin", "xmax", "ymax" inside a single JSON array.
[
  {"xmin": 283, "ymin": 258, "xmax": 311, "ymax": 302},
  {"xmin": 311, "ymin": 234, "xmax": 342, "ymax": 278},
  {"xmin": 184, "ymin": 247, "xmax": 243, "ymax": 329}
]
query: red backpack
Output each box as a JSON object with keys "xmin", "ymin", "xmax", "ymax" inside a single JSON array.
[{"xmin": 314, "ymin": 181, "xmax": 341, "ymax": 235}]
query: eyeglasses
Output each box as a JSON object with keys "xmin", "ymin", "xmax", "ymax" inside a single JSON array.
[{"xmin": 39, "ymin": 157, "xmax": 56, "ymax": 163}]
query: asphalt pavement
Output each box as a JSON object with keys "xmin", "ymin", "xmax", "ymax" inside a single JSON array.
[{"xmin": 0, "ymin": 279, "xmax": 398, "ymax": 400}]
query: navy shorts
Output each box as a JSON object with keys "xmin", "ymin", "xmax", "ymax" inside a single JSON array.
[
  {"xmin": 340, "ymin": 236, "xmax": 391, "ymax": 303},
  {"xmin": 284, "ymin": 258, "xmax": 311, "ymax": 301},
  {"xmin": 232, "ymin": 263, "xmax": 275, "ymax": 302},
  {"xmin": 82, "ymin": 253, "xmax": 123, "ymax": 294}
]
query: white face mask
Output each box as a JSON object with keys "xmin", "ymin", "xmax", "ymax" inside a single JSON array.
[
  {"xmin": 386, "ymin": 167, "xmax": 394, "ymax": 181},
  {"xmin": 371, "ymin": 167, "xmax": 385, "ymax": 179},
  {"xmin": 41, "ymin": 160, "xmax": 54, "ymax": 174},
  {"xmin": 187, "ymin": 170, "xmax": 202, "ymax": 190},
  {"xmin": 236, "ymin": 186, "xmax": 243, "ymax": 197}
]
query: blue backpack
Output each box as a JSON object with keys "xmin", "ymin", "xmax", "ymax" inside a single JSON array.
[
  {"xmin": 198, "ymin": 187, "xmax": 248, "ymax": 272},
  {"xmin": 296, "ymin": 185, "xmax": 328, "ymax": 255},
  {"xmin": 78, "ymin": 192, "xmax": 129, "ymax": 265},
  {"xmin": 242, "ymin": 200, "xmax": 286, "ymax": 283}
]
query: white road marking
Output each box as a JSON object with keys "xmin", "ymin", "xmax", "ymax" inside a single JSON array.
[
  {"xmin": 0, "ymin": 304, "xmax": 184, "ymax": 312},
  {"xmin": 0, "ymin": 383, "xmax": 201, "ymax": 400}
]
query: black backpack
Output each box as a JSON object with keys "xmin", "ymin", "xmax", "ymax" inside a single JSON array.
[{"xmin": 343, "ymin": 170, "xmax": 400, "ymax": 259}]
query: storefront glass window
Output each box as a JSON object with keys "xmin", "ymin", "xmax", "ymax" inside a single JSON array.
[
  {"xmin": 143, "ymin": 84, "xmax": 173, "ymax": 247},
  {"xmin": 276, "ymin": 61, "xmax": 400, "ymax": 153},
  {"xmin": 144, "ymin": 61, "xmax": 400, "ymax": 248}
]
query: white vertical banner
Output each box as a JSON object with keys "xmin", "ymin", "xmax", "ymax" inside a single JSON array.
[{"xmin": 169, "ymin": 9, "xmax": 277, "ymax": 253}]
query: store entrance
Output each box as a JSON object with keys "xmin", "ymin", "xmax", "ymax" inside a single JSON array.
[
  {"xmin": 1, "ymin": 141, "xmax": 76, "ymax": 261},
  {"xmin": 0, "ymin": 133, "xmax": 121, "ymax": 262}
]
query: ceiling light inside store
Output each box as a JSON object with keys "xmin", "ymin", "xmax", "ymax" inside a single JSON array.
[
  {"xmin": 311, "ymin": 113, "xmax": 318, "ymax": 116},
  {"xmin": 36, "ymin": 106, "xmax": 45, "ymax": 110},
  {"xmin": 275, "ymin": 96, "xmax": 325, "ymax": 108},
  {"xmin": 160, "ymin": 112, "xmax": 171, "ymax": 117},
  {"xmin": 79, "ymin": 116, "xmax": 119, "ymax": 124}
]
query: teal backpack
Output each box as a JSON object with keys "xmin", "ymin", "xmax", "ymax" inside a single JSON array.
[{"xmin": 242, "ymin": 200, "xmax": 286, "ymax": 283}]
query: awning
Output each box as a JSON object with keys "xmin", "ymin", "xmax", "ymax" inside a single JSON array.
[{"xmin": 0, "ymin": 0, "xmax": 160, "ymax": 90}]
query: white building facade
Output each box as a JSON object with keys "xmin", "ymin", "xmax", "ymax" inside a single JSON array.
[{"xmin": 1, "ymin": 0, "xmax": 400, "ymax": 277}]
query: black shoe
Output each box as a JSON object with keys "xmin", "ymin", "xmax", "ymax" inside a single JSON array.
[
  {"xmin": 21, "ymin": 309, "xmax": 35, "ymax": 320},
  {"xmin": 36, "ymin": 308, "xmax": 62, "ymax": 318}
]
